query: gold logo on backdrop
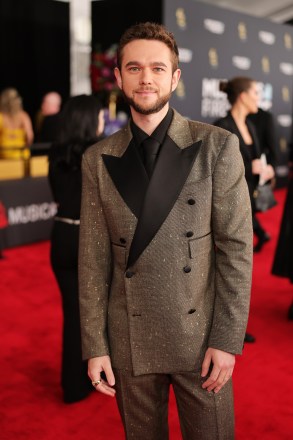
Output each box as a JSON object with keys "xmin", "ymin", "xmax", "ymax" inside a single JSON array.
[
  {"xmin": 282, "ymin": 86, "xmax": 290, "ymax": 102},
  {"xmin": 279, "ymin": 137, "xmax": 287, "ymax": 153},
  {"xmin": 284, "ymin": 33, "xmax": 292, "ymax": 49},
  {"xmin": 208, "ymin": 48, "xmax": 218, "ymax": 68},
  {"xmin": 176, "ymin": 79, "xmax": 186, "ymax": 98},
  {"xmin": 261, "ymin": 56, "xmax": 270, "ymax": 73},
  {"xmin": 176, "ymin": 8, "xmax": 187, "ymax": 29},
  {"xmin": 238, "ymin": 22, "xmax": 247, "ymax": 40}
]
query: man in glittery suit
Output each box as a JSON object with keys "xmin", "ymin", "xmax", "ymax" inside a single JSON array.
[{"xmin": 78, "ymin": 22, "xmax": 253, "ymax": 439}]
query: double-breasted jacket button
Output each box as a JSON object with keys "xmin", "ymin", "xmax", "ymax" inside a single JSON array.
[
  {"xmin": 183, "ymin": 265, "xmax": 191, "ymax": 273},
  {"xmin": 187, "ymin": 198, "xmax": 195, "ymax": 205},
  {"xmin": 125, "ymin": 270, "xmax": 134, "ymax": 278},
  {"xmin": 120, "ymin": 237, "xmax": 126, "ymax": 244},
  {"xmin": 188, "ymin": 308, "xmax": 196, "ymax": 314},
  {"xmin": 186, "ymin": 231, "xmax": 194, "ymax": 238}
]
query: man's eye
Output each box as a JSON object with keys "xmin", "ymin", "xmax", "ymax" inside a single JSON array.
[
  {"xmin": 154, "ymin": 67, "xmax": 164, "ymax": 72},
  {"xmin": 129, "ymin": 67, "xmax": 140, "ymax": 72}
]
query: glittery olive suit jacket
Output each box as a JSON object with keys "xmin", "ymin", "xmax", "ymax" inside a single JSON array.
[{"xmin": 78, "ymin": 109, "xmax": 253, "ymax": 376}]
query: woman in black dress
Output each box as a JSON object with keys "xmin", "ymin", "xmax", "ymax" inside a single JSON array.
[
  {"xmin": 214, "ymin": 77, "xmax": 275, "ymax": 251},
  {"xmin": 214, "ymin": 77, "xmax": 275, "ymax": 342},
  {"xmin": 48, "ymin": 95, "xmax": 105, "ymax": 403}
]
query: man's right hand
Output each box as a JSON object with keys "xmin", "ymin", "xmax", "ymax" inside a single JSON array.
[{"xmin": 88, "ymin": 355, "xmax": 116, "ymax": 397}]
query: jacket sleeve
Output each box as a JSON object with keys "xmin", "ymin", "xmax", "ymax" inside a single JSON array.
[
  {"xmin": 208, "ymin": 132, "xmax": 253, "ymax": 354},
  {"xmin": 78, "ymin": 151, "xmax": 112, "ymax": 360}
]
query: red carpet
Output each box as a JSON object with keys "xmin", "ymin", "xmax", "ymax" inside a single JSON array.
[{"xmin": 1, "ymin": 188, "xmax": 292, "ymax": 439}]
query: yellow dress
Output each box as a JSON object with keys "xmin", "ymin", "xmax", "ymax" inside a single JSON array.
[{"xmin": 0, "ymin": 113, "xmax": 30, "ymax": 159}]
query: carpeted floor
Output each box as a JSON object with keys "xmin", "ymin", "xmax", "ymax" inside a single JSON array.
[{"xmin": 1, "ymin": 188, "xmax": 292, "ymax": 439}]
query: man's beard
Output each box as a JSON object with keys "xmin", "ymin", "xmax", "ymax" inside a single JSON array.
[{"xmin": 121, "ymin": 88, "xmax": 172, "ymax": 115}]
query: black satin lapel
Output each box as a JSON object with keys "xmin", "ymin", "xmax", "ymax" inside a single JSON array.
[
  {"xmin": 127, "ymin": 136, "xmax": 202, "ymax": 268},
  {"xmin": 102, "ymin": 141, "xmax": 148, "ymax": 218}
]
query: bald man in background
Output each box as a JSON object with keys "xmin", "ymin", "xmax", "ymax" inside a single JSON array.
[{"xmin": 35, "ymin": 91, "xmax": 62, "ymax": 142}]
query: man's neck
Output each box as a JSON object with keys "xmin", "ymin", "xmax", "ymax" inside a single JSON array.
[{"xmin": 131, "ymin": 105, "xmax": 169, "ymax": 135}]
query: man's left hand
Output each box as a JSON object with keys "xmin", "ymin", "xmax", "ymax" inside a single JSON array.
[{"xmin": 201, "ymin": 348, "xmax": 235, "ymax": 394}]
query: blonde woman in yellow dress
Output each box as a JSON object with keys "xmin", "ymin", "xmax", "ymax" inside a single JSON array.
[{"xmin": 0, "ymin": 88, "xmax": 34, "ymax": 159}]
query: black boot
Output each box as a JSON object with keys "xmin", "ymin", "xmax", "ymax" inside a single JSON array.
[
  {"xmin": 253, "ymin": 233, "xmax": 270, "ymax": 253},
  {"xmin": 244, "ymin": 332, "xmax": 256, "ymax": 343}
]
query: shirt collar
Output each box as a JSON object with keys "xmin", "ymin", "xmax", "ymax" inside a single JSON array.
[{"xmin": 131, "ymin": 108, "xmax": 174, "ymax": 147}]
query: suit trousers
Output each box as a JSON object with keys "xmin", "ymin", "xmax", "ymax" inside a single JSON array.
[{"xmin": 114, "ymin": 368, "xmax": 235, "ymax": 440}]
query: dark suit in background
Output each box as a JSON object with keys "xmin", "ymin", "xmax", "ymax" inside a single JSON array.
[
  {"xmin": 38, "ymin": 113, "xmax": 60, "ymax": 143},
  {"xmin": 272, "ymin": 142, "xmax": 293, "ymax": 319}
]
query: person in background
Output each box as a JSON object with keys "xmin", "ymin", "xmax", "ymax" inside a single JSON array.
[
  {"xmin": 247, "ymin": 107, "xmax": 277, "ymax": 171},
  {"xmin": 214, "ymin": 78, "xmax": 275, "ymax": 255},
  {"xmin": 35, "ymin": 91, "xmax": 62, "ymax": 143},
  {"xmin": 48, "ymin": 94, "xmax": 105, "ymax": 403},
  {"xmin": 271, "ymin": 142, "xmax": 293, "ymax": 320},
  {"xmin": 247, "ymin": 107, "xmax": 277, "ymax": 251},
  {"xmin": 214, "ymin": 77, "xmax": 275, "ymax": 343},
  {"xmin": 0, "ymin": 88, "xmax": 34, "ymax": 159},
  {"xmin": 78, "ymin": 22, "xmax": 253, "ymax": 439}
]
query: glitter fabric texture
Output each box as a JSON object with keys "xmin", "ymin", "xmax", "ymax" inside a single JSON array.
[{"xmin": 78, "ymin": 110, "xmax": 253, "ymax": 376}]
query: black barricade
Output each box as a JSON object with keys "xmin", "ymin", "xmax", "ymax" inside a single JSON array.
[{"xmin": 0, "ymin": 177, "xmax": 56, "ymax": 248}]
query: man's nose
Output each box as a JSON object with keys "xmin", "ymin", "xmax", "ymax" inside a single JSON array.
[{"xmin": 139, "ymin": 69, "xmax": 152, "ymax": 84}]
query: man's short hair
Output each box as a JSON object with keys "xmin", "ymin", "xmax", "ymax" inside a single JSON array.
[{"xmin": 117, "ymin": 22, "xmax": 179, "ymax": 73}]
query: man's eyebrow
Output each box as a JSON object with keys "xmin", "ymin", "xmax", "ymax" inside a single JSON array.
[{"xmin": 124, "ymin": 61, "xmax": 168, "ymax": 68}]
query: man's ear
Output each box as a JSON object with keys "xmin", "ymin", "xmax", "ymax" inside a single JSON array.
[
  {"xmin": 171, "ymin": 69, "xmax": 181, "ymax": 92},
  {"xmin": 239, "ymin": 91, "xmax": 247, "ymax": 105},
  {"xmin": 114, "ymin": 67, "xmax": 122, "ymax": 90}
]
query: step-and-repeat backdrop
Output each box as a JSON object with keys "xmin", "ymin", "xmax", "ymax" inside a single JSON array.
[{"xmin": 165, "ymin": 0, "xmax": 293, "ymax": 185}]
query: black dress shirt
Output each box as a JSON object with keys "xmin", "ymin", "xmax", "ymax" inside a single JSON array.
[{"xmin": 130, "ymin": 108, "xmax": 174, "ymax": 165}]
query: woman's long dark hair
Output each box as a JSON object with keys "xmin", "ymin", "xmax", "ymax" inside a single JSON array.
[
  {"xmin": 50, "ymin": 94, "xmax": 103, "ymax": 169},
  {"xmin": 57, "ymin": 94, "xmax": 102, "ymax": 145}
]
